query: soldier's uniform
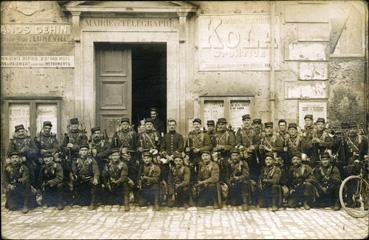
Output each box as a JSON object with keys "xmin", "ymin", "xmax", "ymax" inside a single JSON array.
[
  {"xmin": 274, "ymin": 119, "xmax": 289, "ymax": 169},
  {"xmin": 258, "ymin": 153, "xmax": 282, "ymax": 211},
  {"xmin": 138, "ymin": 118, "xmax": 161, "ymax": 152},
  {"xmin": 35, "ymin": 121, "xmax": 59, "ymax": 158},
  {"xmin": 213, "ymin": 118, "xmax": 236, "ymax": 182},
  {"xmin": 206, "ymin": 120, "xmax": 217, "ymax": 147},
  {"xmin": 287, "ymin": 123, "xmax": 303, "ymax": 164},
  {"xmin": 168, "ymin": 154, "xmax": 191, "ymax": 208},
  {"xmin": 101, "ymin": 149, "xmax": 131, "ymax": 211},
  {"xmin": 137, "ymin": 151, "xmax": 161, "ymax": 210},
  {"xmin": 150, "ymin": 107, "xmax": 165, "ymax": 135},
  {"xmin": 38, "ymin": 153, "xmax": 64, "ymax": 210},
  {"xmin": 195, "ymin": 151, "xmax": 220, "ymax": 208},
  {"xmin": 185, "ymin": 118, "xmax": 212, "ymax": 185},
  {"xmin": 259, "ymin": 122, "xmax": 278, "ymax": 166},
  {"xmin": 313, "ymin": 153, "xmax": 341, "ymax": 210},
  {"xmin": 227, "ymin": 148, "xmax": 250, "ymax": 211},
  {"xmin": 70, "ymin": 144, "xmax": 100, "ymax": 209},
  {"xmin": 7, "ymin": 124, "xmax": 39, "ymax": 186},
  {"xmin": 89, "ymin": 127, "xmax": 110, "ymax": 172},
  {"xmin": 287, "ymin": 154, "xmax": 318, "ymax": 209},
  {"xmin": 236, "ymin": 114, "xmax": 259, "ymax": 182},
  {"xmin": 3, "ymin": 151, "xmax": 31, "ymax": 213}
]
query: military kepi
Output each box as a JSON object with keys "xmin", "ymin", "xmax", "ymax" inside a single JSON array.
[
  {"xmin": 193, "ymin": 118, "xmax": 201, "ymax": 124},
  {"xmin": 15, "ymin": 124, "xmax": 25, "ymax": 132},
  {"xmin": 91, "ymin": 127, "xmax": 100, "ymax": 134},
  {"xmin": 43, "ymin": 121, "xmax": 52, "ymax": 127},
  {"xmin": 242, "ymin": 114, "xmax": 251, "ymax": 120},
  {"xmin": 217, "ymin": 118, "xmax": 227, "ymax": 124},
  {"xmin": 304, "ymin": 114, "xmax": 313, "ymax": 120},
  {"xmin": 264, "ymin": 122, "xmax": 273, "ymax": 128},
  {"xmin": 70, "ymin": 118, "xmax": 79, "ymax": 125}
]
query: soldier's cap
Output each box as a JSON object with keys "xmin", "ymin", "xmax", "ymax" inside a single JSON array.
[
  {"xmin": 8, "ymin": 151, "xmax": 21, "ymax": 157},
  {"xmin": 230, "ymin": 148, "xmax": 240, "ymax": 154},
  {"xmin": 43, "ymin": 121, "xmax": 52, "ymax": 127},
  {"xmin": 110, "ymin": 148, "xmax": 120, "ymax": 155},
  {"xmin": 142, "ymin": 151, "xmax": 152, "ymax": 157},
  {"xmin": 349, "ymin": 121, "xmax": 357, "ymax": 128},
  {"xmin": 70, "ymin": 118, "xmax": 79, "ymax": 125},
  {"xmin": 316, "ymin": 117, "xmax": 325, "ymax": 124},
  {"xmin": 304, "ymin": 114, "xmax": 313, "ymax": 120},
  {"xmin": 173, "ymin": 152, "xmax": 183, "ymax": 160},
  {"xmin": 278, "ymin": 119, "xmax": 287, "ymax": 124},
  {"xmin": 121, "ymin": 117, "xmax": 130, "ymax": 123},
  {"xmin": 14, "ymin": 124, "xmax": 25, "ymax": 132},
  {"xmin": 265, "ymin": 152, "xmax": 274, "ymax": 159},
  {"xmin": 201, "ymin": 150, "xmax": 211, "ymax": 155},
  {"xmin": 193, "ymin": 118, "xmax": 201, "ymax": 124},
  {"xmin": 217, "ymin": 118, "xmax": 227, "ymax": 124},
  {"xmin": 242, "ymin": 114, "xmax": 251, "ymax": 120},
  {"xmin": 80, "ymin": 144, "xmax": 89, "ymax": 149},
  {"xmin": 321, "ymin": 152, "xmax": 331, "ymax": 160},
  {"xmin": 288, "ymin": 123, "xmax": 298, "ymax": 129},
  {"xmin": 43, "ymin": 152, "xmax": 53, "ymax": 158},
  {"xmin": 292, "ymin": 152, "xmax": 302, "ymax": 159},
  {"xmin": 207, "ymin": 120, "xmax": 215, "ymax": 126},
  {"xmin": 145, "ymin": 118, "xmax": 154, "ymax": 123},
  {"xmin": 253, "ymin": 118, "xmax": 262, "ymax": 124},
  {"xmin": 264, "ymin": 122, "xmax": 273, "ymax": 128},
  {"xmin": 91, "ymin": 127, "xmax": 101, "ymax": 134},
  {"xmin": 149, "ymin": 107, "xmax": 158, "ymax": 112},
  {"xmin": 341, "ymin": 122, "xmax": 349, "ymax": 129}
]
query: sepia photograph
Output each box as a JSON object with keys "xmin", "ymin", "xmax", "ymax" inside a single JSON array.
[{"xmin": 1, "ymin": 0, "xmax": 368, "ymax": 239}]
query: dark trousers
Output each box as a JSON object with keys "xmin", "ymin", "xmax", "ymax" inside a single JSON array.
[
  {"xmin": 229, "ymin": 181, "xmax": 250, "ymax": 205},
  {"xmin": 197, "ymin": 183, "xmax": 217, "ymax": 207},
  {"xmin": 259, "ymin": 184, "xmax": 281, "ymax": 207},
  {"xmin": 316, "ymin": 183, "xmax": 340, "ymax": 207},
  {"xmin": 73, "ymin": 181, "xmax": 98, "ymax": 206},
  {"xmin": 5, "ymin": 183, "xmax": 30, "ymax": 210},
  {"xmin": 102, "ymin": 183, "xmax": 129, "ymax": 205},
  {"xmin": 138, "ymin": 183, "xmax": 160, "ymax": 206},
  {"xmin": 288, "ymin": 182, "xmax": 315, "ymax": 207},
  {"xmin": 41, "ymin": 183, "xmax": 63, "ymax": 206},
  {"xmin": 169, "ymin": 186, "xmax": 190, "ymax": 207}
]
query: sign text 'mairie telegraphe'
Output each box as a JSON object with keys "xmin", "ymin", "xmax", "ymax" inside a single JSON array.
[{"xmin": 82, "ymin": 18, "xmax": 178, "ymax": 28}]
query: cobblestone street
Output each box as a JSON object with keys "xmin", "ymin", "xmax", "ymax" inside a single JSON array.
[{"xmin": 2, "ymin": 198, "xmax": 368, "ymax": 239}]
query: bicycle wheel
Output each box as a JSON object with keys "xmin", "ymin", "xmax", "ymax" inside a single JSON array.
[{"xmin": 339, "ymin": 175, "xmax": 369, "ymax": 218}]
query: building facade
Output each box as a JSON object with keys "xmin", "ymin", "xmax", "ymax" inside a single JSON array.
[{"xmin": 1, "ymin": 1, "xmax": 368, "ymax": 154}]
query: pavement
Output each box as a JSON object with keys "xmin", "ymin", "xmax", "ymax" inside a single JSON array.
[{"xmin": 1, "ymin": 197, "xmax": 368, "ymax": 239}]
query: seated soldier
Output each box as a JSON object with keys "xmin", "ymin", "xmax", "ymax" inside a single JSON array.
[
  {"xmin": 227, "ymin": 148, "xmax": 250, "ymax": 211},
  {"xmin": 313, "ymin": 152, "xmax": 341, "ymax": 210},
  {"xmin": 168, "ymin": 152, "xmax": 191, "ymax": 208},
  {"xmin": 3, "ymin": 151, "xmax": 31, "ymax": 213},
  {"xmin": 137, "ymin": 151, "xmax": 161, "ymax": 211},
  {"xmin": 194, "ymin": 150, "xmax": 221, "ymax": 209},
  {"xmin": 38, "ymin": 152, "xmax": 64, "ymax": 210},
  {"xmin": 70, "ymin": 144, "xmax": 100, "ymax": 210},
  {"xmin": 258, "ymin": 153, "xmax": 282, "ymax": 211},
  {"xmin": 287, "ymin": 153, "xmax": 318, "ymax": 210},
  {"xmin": 101, "ymin": 149, "xmax": 131, "ymax": 211}
]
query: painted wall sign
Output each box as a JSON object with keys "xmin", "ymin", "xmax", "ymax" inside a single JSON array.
[
  {"xmin": 197, "ymin": 14, "xmax": 280, "ymax": 71},
  {"xmin": 285, "ymin": 81, "xmax": 328, "ymax": 99},
  {"xmin": 229, "ymin": 100, "xmax": 250, "ymax": 130},
  {"xmin": 299, "ymin": 62, "xmax": 328, "ymax": 80},
  {"xmin": 1, "ymin": 56, "xmax": 74, "ymax": 68},
  {"xmin": 298, "ymin": 101, "xmax": 327, "ymax": 128},
  {"xmin": 82, "ymin": 18, "xmax": 178, "ymax": 29}
]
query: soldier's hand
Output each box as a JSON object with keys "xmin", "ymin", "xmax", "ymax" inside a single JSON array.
[
  {"xmin": 9, "ymin": 184, "xmax": 15, "ymax": 191},
  {"xmin": 92, "ymin": 178, "xmax": 98, "ymax": 185},
  {"xmin": 138, "ymin": 147, "xmax": 143, "ymax": 152},
  {"xmin": 47, "ymin": 181, "xmax": 55, "ymax": 188},
  {"xmin": 91, "ymin": 149, "xmax": 97, "ymax": 156},
  {"xmin": 322, "ymin": 187, "xmax": 327, "ymax": 193},
  {"xmin": 193, "ymin": 148, "xmax": 200, "ymax": 153},
  {"xmin": 185, "ymin": 147, "xmax": 191, "ymax": 153},
  {"xmin": 40, "ymin": 149, "xmax": 47, "ymax": 154},
  {"xmin": 67, "ymin": 143, "xmax": 73, "ymax": 148},
  {"xmin": 259, "ymin": 145, "xmax": 265, "ymax": 150}
]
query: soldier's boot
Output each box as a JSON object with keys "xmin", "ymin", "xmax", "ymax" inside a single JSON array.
[
  {"xmin": 333, "ymin": 200, "xmax": 341, "ymax": 211},
  {"xmin": 242, "ymin": 194, "xmax": 249, "ymax": 211},
  {"xmin": 167, "ymin": 196, "xmax": 175, "ymax": 208},
  {"xmin": 88, "ymin": 194, "xmax": 97, "ymax": 210},
  {"xmin": 213, "ymin": 195, "xmax": 220, "ymax": 209},
  {"xmin": 271, "ymin": 197, "xmax": 279, "ymax": 212},
  {"xmin": 57, "ymin": 190, "xmax": 64, "ymax": 210},
  {"xmin": 123, "ymin": 193, "xmax": 130, "ymax": 212},
  {"xmin": 271, "ymin": 185, "xmax": 280, "ymax": 212},
  {"xmin": 22, "ymin": 195, "xmax": 29, "ymax": 214},
  {"xmin": 154, "ymin": 194, "xmax": 160, "ymax": 211}
]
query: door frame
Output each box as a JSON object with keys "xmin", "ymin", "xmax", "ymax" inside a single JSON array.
[{"xmin": 79, "ymin": 30, "xmax": 182, "ymax": 133}]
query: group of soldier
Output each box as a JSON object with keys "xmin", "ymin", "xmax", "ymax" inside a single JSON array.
[{"xmin": 3, "ymin": 107, "xmax": 368, "ymax": 214}]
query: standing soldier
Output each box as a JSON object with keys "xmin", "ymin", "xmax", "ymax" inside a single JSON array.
[
  {"xmin": 138, "ymin": 118, "xmax": 161, "ymax": 154},
  {"xmin": 185, "ymin": 118, "xmax": 212, "ymax": 189},
  {"xmin": 206, "ymin": 120, "xmax": 217, "ymax": 147},
  {"xmin": 274, "ymin": 119, "xmax": 289, "ymax": 169},
  {"xmin": 194, "ymin": 150, "xmax": 221, "ymax": 209},
  {"xmin": 236, "ymin": 114, "xmax": 258, "ymax": 182},
  {"xmin": 35, "ymin": 121, "xmax": 59, "ymax": 159},
  {"xmin": 258, "ymin": 153, "xmax": 282, "ymax": 211},
  {"xmin": 3, "ymin": 151, "xmax": 31, "ymax": 213},
  {"xmin": 227, "ymin": 148, "xmax": 250, "ymax": 211},
  {"xmin": 287, "ymin": 153, "xmax": 318, "ymax": 210},
  {"xmin": 259, "ymin": 122, "xmax": 277, "ymax": 166},
  {"xmin": 252, "ymin": 118, "xmax": 263, "ymax": 136},
  {"xmin": 70, "ymin": 144, "xmax": 100, "ymax": 210},
  {"xmin": 101, "ymin": 149, "xmax": 131, "ymax": 211},
  {"xmin": 313, "ymin": 152, "xmax": 341, "ymax": 210},
  {"xmin": 213, "ymin": 118, "xmax": 236, "ymax": 182},
  {"xmin": 137, "ymin": 151, "xmax": 161, "ymax": 211},
  {"xmin": 38, "ymin": 152, "xmax": 64, "ymax": 210},
  {"xmin": 168, "ymin": 153, "xmax": 191, "ymax": 208},
  {"xmin": 149, "ymin": 107, "xmax": 165, "ymax": 136},
  {"xmin": 8, "ymin": 124, "xmax": 39, "ymax": 187},
  {"xmin": 89, "ymin": 127, "xmax": 110, "ymax": 173}
]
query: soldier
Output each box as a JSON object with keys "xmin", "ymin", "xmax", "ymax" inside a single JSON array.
[
  {"xmin": 89, "ymin": 127, "xmax": 110, "ymax": 172},
  {"xmin": 3, "ymin": 151, "xmax": 31, "ymax": 213},
  {"xmin": 38, "ymin": 152, "xmax": 64, "ymax": 210},
  {"xmin": 313, "ymin": 152, "xmax": 341, "ymax": 210},
  {"xmin": 167, "ymin": 153, "xmax": 191, "ymax": 208},
  {"xmin": 185, "ymin": 118, "xmax": 212, "ymax": 186},
  {"xmin": 7, "ymin": 124, "xmax": 38, "ymax": 187},
  {"xmin": 258, "ymin": 153, "xmax": 282, "ymax": 211},
  {"xmin": 138, "ymin": 118, "xmax": 161, "ymax": 154},
  {"xmin": 149, "ymin": 107, "xmax": 165, "ymax": 136},
  {"xmin": 35, "ymin": 121, "xmax": 59, "ymax": 158},
  {"xmin": 236, "ymin": 114, "xmax": 258, "ymax": 182},
  {"xmin": 206, "ymin": 120, "xmax": 217, "ymax": 147},
  {"xmin": 213, "ymin": 118, "xmax": 236, "ymax": 182},
  {"xmin": 137, "ymin": 151, "xmax": 161, "ymax": 211},
  {"xmin": 101, "ymin": 149, "xmax": 131, "ymax": 211},
  {"xmin": 70, "ymin": 144, "xmax": 100, "ymax": 210},
  {"xmin": 193, "ymin": 150, "xmax": 221, "ymax": 209},
  {"xmin": 252, "ymin": 118, "xmax": 263, "ymax": 136},
  {"xmin": 227, "ymin": 148, "xmax": 250, "ymax": 211},
  {"xmin": 287, "ymin": 123, "xmax": 302, "ymax": 165},
  {"xmin": 287, "ymin": 153, "xmax": 318, "ymax": 210},
  {"xmin": 259, "ymin": 122, "xmax": 277, "ymax": 166},
  {"xmin": 274, "ymin": 119, "xmax": 289, "ymax": 169}
]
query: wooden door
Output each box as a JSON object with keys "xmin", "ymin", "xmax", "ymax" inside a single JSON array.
[{"xmin": 96, "ymin": 45, "xmax": 131, "ymax": 138}]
